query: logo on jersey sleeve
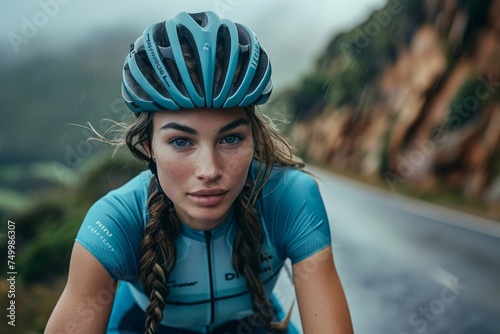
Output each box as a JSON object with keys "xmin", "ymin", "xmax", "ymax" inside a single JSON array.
[{"xmin": 87, "ymin": 220, "xmax": 114, "ymax": 252}]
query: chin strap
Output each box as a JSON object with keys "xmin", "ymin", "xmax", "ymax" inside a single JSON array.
[{"xmin": 148, "ymin": 157, "xmax": 165, "ymax": 195}]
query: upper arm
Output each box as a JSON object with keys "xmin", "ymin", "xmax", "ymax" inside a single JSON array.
[
  {"xmin": 263, "ymin": 169, "xmax": 331, "ymax": 263},
  {"xmin": 75, "ymin": 195, "xmax": 144, "ymax": 281},
  {"xmin": 45, "ymin": 242, "xmax": 117, "ymax": 334},
  {"xmin": 292, "ymin": 246, "xmax": 353, "ymax": 334}
]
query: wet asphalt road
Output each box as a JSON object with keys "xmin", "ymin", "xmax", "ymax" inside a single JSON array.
[{"xmin": 311, "ymin": 167, "xmax": 500, "ymax": 334}]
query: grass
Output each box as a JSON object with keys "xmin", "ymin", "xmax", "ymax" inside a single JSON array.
[
  {"xmin": 0, "ymin": 188, "xmax": 31, "ymax": 212},
  {"xmin": 0, "ymin": 277, "xmax": 66, "ymax": 334}
]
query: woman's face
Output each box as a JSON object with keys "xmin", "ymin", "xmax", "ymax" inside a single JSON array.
[{"xmin": 150, "ymin": 107, "xmax": 254, "ymax": 231}]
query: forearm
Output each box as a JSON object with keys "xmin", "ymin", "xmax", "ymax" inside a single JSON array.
[{"xmin": 293, "ymin": 247, "xmax": 353, "ymax": 333}]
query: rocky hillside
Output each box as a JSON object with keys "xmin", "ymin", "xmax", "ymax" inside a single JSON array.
[{"xmin": 286, "ymin": 0, "xmax": 500, "ymax": 217}]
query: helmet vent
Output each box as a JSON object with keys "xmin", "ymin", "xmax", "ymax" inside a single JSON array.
[
  {"xmin": 134, "ymin": 50, "xmax": 172, "ymax": 100},
  {"xmin": 228, "ymin": 25, "xmax": 251, "ymax": 96},
  {"xmin": 178, "ymin": 25, "xmax": 204, "ymax": 98},
  {"xmin": 124, "ymin": 64, "xmax": 152, "ymax": 102},
  {"xmin": 213, "ymin": 25, "xmax": 230, "ymax": 98},
  {"xmin": 248, "ymin": 51, "xmax": 268, "ymax": 92},
  {"xmin": 152, "ymin": 22, "xmax": 170, "ymax": 48},
  {"xmin": 188, "ymin": 12, "xmax": 209, "ymax": 28}
]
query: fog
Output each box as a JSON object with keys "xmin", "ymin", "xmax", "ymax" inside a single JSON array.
[{"xmin": 1, "ymin": 0, "xmax": 386, "ymax": 86}]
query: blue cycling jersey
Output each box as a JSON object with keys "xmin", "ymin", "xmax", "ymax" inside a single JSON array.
[{"xmin": 75, "ymin": 162, "xmax": 331, "ymax": 333}]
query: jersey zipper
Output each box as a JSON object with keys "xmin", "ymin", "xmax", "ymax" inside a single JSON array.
[{"xmin": 204, "ymin": 230, "xmax": 215, "ymax": 327}]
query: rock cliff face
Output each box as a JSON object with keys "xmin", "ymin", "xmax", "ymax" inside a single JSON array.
[{"xmin": 288, "ymin": 0, "xmax": 500, "ymax": 215}]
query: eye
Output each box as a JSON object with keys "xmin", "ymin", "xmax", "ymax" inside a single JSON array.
[
  {"xmin": 221, "ymin": 134, "xmax": 243, "ymax": 146},
  {"xmin": 168, "ymin": 137, "xmax": 192, "ymax": 150}
]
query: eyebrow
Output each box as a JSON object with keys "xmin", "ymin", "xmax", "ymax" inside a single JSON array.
[
  {"xmin": 159, "ymin": 118, "xmax": 249, "ymax": 135},
  {"xmin": 160, "ymin": 122, "xmax": 198, "ymax": 135},
  {"xmin": 217, "ymin": 118, "xmax": 249, "ymax": 134}
]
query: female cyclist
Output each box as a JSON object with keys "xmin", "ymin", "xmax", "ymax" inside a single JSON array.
[{"xmin": 45, "ymin": 11, "xmax": 353, "ymax": 334}]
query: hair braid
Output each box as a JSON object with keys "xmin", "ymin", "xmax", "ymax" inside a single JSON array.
[
  {"xmin": 233, "ymin": 178, "xmax": 287, "ymax": 332},
  {"xmin": 139, "ymin": 178, "xmax": 181, "ymax": 334},
  {"xmin": 233, "ymin": 180, "xmax": 271, "ymax": 329}
]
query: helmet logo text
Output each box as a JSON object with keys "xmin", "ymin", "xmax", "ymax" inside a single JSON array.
[
  {"xmin": 145, "ymin": 33, "xmax": 170, "ymax": 87},
  {"xmin": 249, "ymin": 44, "xmax": 260, "ymax": 70}
]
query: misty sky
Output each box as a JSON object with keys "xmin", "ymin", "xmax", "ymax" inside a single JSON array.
[{"xmin": 2, "ymin": 0, "xmax": 386, "ymax": 87}]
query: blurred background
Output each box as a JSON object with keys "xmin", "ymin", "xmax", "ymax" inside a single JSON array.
[{"xmin": 1, "ymin": 0, "xmax": 500, "ymax": 333}]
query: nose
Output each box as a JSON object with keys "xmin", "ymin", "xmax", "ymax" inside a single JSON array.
[{"xmin": 196, "ymin": 146, "xmax": 222, "ymax": 182}]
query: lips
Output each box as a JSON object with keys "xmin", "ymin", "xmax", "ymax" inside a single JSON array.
[
  {"xmin": 189, "ymin": 188, "xmax": 228, "ymax": 196},
  {"xmin": 188, "ymin": 188, "xmax": 228, "ymax": 207}
]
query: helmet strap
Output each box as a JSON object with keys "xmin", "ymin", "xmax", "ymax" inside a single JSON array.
[{"xmin": 148, "ymin": 158, "xmax": 166, "ymax": 196}]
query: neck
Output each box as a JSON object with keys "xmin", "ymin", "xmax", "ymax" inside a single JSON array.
[{"xmin": 174, "ymin": 206, "xmax": 230, "ymax": 231}]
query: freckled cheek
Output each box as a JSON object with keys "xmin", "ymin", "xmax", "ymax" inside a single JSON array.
[
  {"xmin": 226, "ymin": 147, "xmax": 254, "ymax": 186},
  {"xmin": 156, "ymin": 154, "xmax": 195, "ymax": 194}
]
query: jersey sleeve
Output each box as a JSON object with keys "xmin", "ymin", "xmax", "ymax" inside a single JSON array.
[
  {"xmin": 260, "ymin": 167, "xmax": 331, "ymax": 264},
  {"xmin": 75, "ymin": 172, "xmax": 150, "ymax": 281}
]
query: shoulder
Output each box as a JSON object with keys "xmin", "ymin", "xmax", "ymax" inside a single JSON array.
[
  {"xmin": 92, "ymin": 169, "xmax": 152, "ymax": 215},
  {"xmin": 249, "ymin": 161, "xmax": 319, "ymax": 204},
  {"xmin": 249, "ymin": 162, "xmax": 330, "ymax": 263},
  {"xmin": 84, "ymin": 169, "xmax": 152, "ymax": 235},
  {"xmin": 104, "ymin": 169, "xmax": 152, "ymax": 202},
  {"xmin": 76, "ymin": 170, "xmax": 152, "ymax": 280}
]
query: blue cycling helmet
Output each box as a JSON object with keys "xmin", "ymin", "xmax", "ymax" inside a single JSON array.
[{"xmin": 122, "ymin": 11, "xmax": 273, "ymax": 112}]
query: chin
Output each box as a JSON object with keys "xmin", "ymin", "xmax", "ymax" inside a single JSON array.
[{"xmin": 190, "ymin": 205, "xmax": 231, "ymax": 226}]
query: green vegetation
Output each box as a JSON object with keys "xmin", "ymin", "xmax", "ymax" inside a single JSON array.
[
  {"xmin": 281, "ymin": 0, "xmax": 499, "ymax": 220},
  {"xmin": 6, "ymin": 152, "xmax": 144, "ymax": 283},
  {"xmin": 0, "ymin": 188, "xmax": 30, "ymax": 212},
  {"xmin": 446, "ymin": 77, "xmax": 488, "ymax": 130},
  {"xmin": 286, "ymin": 0, "xmax": 426, "ymax": 121},
  {"xmin": 0, "ymin": 30, "xmax": 133, "ymax": 166},
  {"xmin": 488, "ymin": 146, "xmax": 500, "ymax": 181},
  {"xmin": 457, "ymin": 0, "xmax": 493, "ymax": 51},
  {"xmin": 0, "ymin": 151, "xmax": 144, "ymax": 333}
]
